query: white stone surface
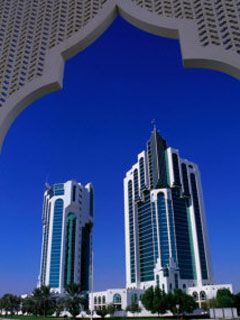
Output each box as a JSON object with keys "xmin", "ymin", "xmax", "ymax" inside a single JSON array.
[
  {"xmin": 0, "ymin": 0, "xmax": 240, "ymax": 149},
  {"xmin": 89, "ymin": 287, "xmax": 144, "ymax": 311}
]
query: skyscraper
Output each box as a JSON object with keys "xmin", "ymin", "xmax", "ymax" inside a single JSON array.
[
  {"xmin": 124, "ymin": 128, "xmax": 212, "ymax": 292},
  {"xmin": 39, "ymin": 180, "xmax": 94, "ymax": 294}
]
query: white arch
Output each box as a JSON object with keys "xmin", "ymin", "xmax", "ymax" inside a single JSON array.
[{"xmin": 0, "ymin": 0, "xmax": 240, "ymax": 150}]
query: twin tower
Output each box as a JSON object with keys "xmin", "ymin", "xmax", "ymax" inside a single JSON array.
[{"xmin": 39, "ymin": 129, "xmax": 211, "ymax": 293}]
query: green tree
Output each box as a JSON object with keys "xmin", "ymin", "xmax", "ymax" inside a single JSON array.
[
  {"xmin": 141, "ymin": 286, "xmax": 154, "ymax": 313},
  {"xmin": 65, "ymin": 283, "xmax": 86, "ymax": 319},
  {"xmin": 0, "ymin": 298, "xmax": 4, "ymax": 315},
  {"xmin": 106, "ymin": 304, "xmax": 115, "ymax": 316},
  {"xmin": 153, "ymin": 287, "xmax": 168, "ymax": 315},
  {"xmin": 1, "ymin": 294, "xmax": 21, "ymax": 315},
  {"xmin": 207, "ymin": 298, "xmax": 218, "ymax": 309},
  {"xmin": 126, "ymin": 303, "xmax": 141, "ymax": 314},
  {"xmin": 55, "ymin": 297, "xmax": 66, "ymax": 317},
  {"xmin": 216, "ymin": 289, "xmax": 234, "ymax": 308},
  {"xmin": 234, "ymin": 292, "xmax": 240, "ymax": 315},
  {"xmin": 141, "ymin": 286, "xmax": 168, "ymax": 315},
  {"xmin": 167, "ymin": 289, "xmax": 197, "ymax": 316},
  {"xmin": 96, "ymin": 308, "xmax": 109, "ymax": 318},
  {"xmin": 31, "ymin": 285, "xmax": 55, "ymax": 317},
  {"xmin": 21, "ymin": 296, "xmax": 36, "ymax": 315}
]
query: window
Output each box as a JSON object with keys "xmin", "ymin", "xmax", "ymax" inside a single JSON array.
[
  {"xmin": 138, "ymin": 191, "xmax": 155, "ymax": 282},
  {"xmin": 131, "ymin": 293, "xmax": 138, "ymax": 304},
  {"xmin": 49, "ymin": 199, "xmax": 64, "ymax": 288},
  {"xmin": 200, "ymin": 291, "xmax": 206, "ymax": 301},
  {"xmin": 139, "ymin": 157, "xmax": 145, "ymax": 189},
  {"xmin": 53, "ymin": 183, "xmax": 64, "ymax": 196},
  {"xmin": 113, "ymin": 293, "xmax": 121, "ymax": 304},
  {"xmin": 134, "ymin": 169, "xmax": 139, "ymax": 199},
  {"xmin": 193, "ymin": 291, "xmax": 198, "ymax": 301},
  {"xmin": 64, "ymin": 213, "xmax": 76, "ymax": 287},
  {"xmin": 157, "ymin": 192, "xmax": 169, "ymax": 268},
  {"xmin": 171, "ymin": 189, "xmax": 195, "ymax": 280}
]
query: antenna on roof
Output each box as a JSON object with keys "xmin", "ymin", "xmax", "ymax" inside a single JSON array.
[
  {"xmin": 45, "ymin": 175, "xmax": 50, "ymax": 189},
  {"xmin": 151, "ymin": 118, "xmax": 157, "ymax": 130}
]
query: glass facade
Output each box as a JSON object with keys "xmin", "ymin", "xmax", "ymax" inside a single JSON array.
[
  {"xmin": 134, "ymin": 169, "xmax": 139, "ymax": 199},
  {"xmin": 172, "ymin": 190, "xmax": 195, "ymax": 279},
  {"xmin": 50, "ymin": 199, "xmax": 64, "ymax": 288},
  {"xmin": 138, "ymin": 192, "xmax": 155, "ymax": 282},
  {"xmin": 151, "ymin": 202, "xmax": 159, "ymax": 264},
  {"xmin": 64, "ymin": 212, "xmax": 76, "ymax": 287},
  {"xmin": 157, "ymin": 192, "xmax": 170, "ymax": 268},
  {"xmin": 139, "ymin": 157, "xmax": 145, "ymax": 190},
  {"xmin": 168, "ymin": 200, "xmax": 177, "ymax": 263},
  {"xmin": 81, "ymin": 223, "xmax": 92, "ymax": 291}
]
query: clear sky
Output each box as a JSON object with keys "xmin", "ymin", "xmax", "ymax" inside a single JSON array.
[{"xmin": 0, "ymin": 17, "xmax": 239, "ymax": 296}]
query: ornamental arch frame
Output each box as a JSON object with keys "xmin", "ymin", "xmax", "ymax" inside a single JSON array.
[{"xmin": 0, "ymin": 0, "xmax": 240, "ymax": 150}]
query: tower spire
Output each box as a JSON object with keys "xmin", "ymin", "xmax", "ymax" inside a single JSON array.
[{"xmin": 151, "ymin": 118, "xmax": 157, "ymax": 131}]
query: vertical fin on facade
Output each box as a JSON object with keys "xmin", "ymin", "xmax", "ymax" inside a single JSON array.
[{"xmin": 147, "ymin": 128, "xmax": 168, "ymax": 189}]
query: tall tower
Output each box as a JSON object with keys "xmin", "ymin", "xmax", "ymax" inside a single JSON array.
[
  {"xmin": 39, "ymin": 180, "xmax": 94, "ymax": 294},
  {"xmin": 124, "ymin": 129, "xmax": 212, "ymax": 292}
]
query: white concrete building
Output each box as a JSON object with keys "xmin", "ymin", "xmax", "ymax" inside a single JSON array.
[
  {"xmin": 188, "ymin": 284, "xmax": 233, "ymax": 306},
  {"xmin": 89, "ymin": 288, "xmax": 144, "ymax": 312},
  {"xmin": 38, "ymin": 180, "xmax": 94, "ymax": 294},
  {"xmin": 124, "ymin": 128, "xmax": 212, "ymax": 292},
  {"xmin": 89, "ymin": 284, "xmax": 234, "ymax": 314}
]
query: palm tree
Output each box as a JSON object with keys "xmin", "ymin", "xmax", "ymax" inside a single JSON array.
[
  {"xmin": 65, "ymin": 283, "xmax": 81, "ymax": 297},
  {"xmin": 65, "ymin": 283, "xmax": 86, "ymax": 319},
  {"xmin": 1, "ymin": 294, "xmax": 21, "ymax": 315},
  {"xmin": 32, "ymin": 285, "xmax": 54, "ymax": 317}
]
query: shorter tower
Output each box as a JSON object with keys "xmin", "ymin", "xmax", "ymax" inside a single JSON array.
[{"xmin": 39, "ymin": 180, "xmax": 94, "ymax": 294}]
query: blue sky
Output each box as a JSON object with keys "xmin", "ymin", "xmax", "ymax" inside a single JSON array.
[{"xmin": 0, "ymin": 17, "xmax": 239, "ymax": 296}]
